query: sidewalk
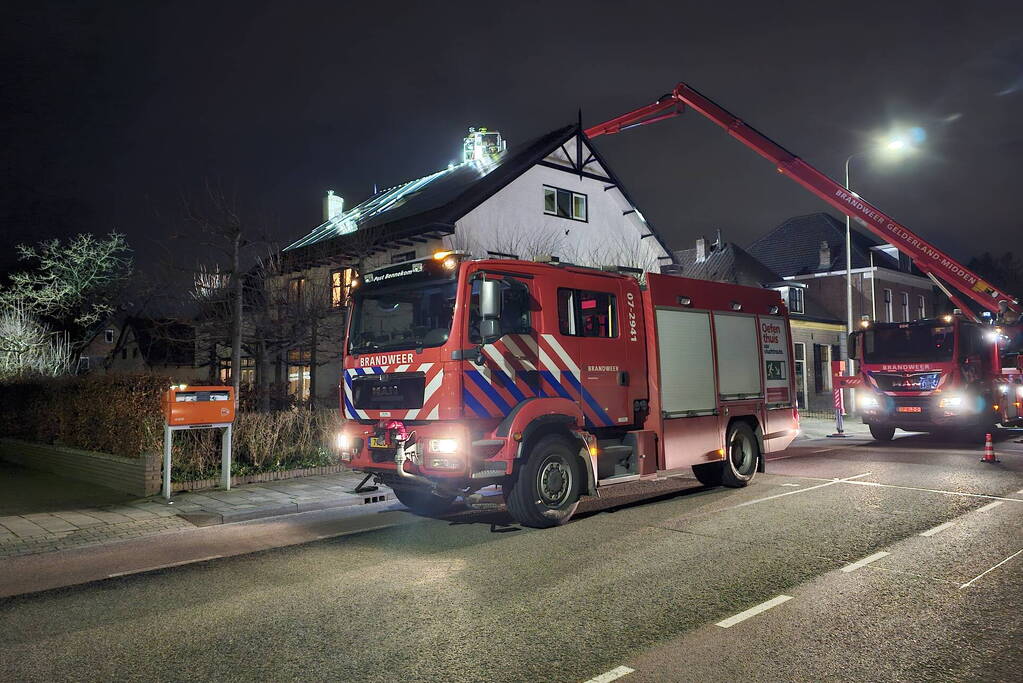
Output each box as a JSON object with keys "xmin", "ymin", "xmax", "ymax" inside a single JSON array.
[
  {"xmin": 0, "ymin": 467, "xmax": 392, "ymax": 559},
  {"xmin": 797, "ymin": 414, "xmax": 871, "ymax": 440}
]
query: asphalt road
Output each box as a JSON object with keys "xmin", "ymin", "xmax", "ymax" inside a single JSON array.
[{"xmin": 2, "ymin": 430, "xmax": 1021, "ymax": 682}]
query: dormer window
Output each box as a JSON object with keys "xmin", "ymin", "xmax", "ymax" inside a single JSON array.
[{"xmin": 105, "ymin": 329, "xmax": 114, "ymax": 343}]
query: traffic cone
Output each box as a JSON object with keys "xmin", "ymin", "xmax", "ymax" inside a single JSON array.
[{"xmin": 980, "ymin": 433, "xmax": 999, "ymax": 463}]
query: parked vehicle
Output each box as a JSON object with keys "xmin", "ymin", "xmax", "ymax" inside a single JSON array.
[{"xmin": 337, "ymin": 252, "xmax": 799, "ymax": 527}]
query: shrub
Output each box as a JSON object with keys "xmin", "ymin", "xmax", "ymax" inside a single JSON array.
[{"xmin": 0, "ymin": 374, "xmax": 344, "ymax": 482}]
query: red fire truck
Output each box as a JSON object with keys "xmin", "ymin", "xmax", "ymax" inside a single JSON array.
[
  {"xmin": 337, "ymin": 253, "xmax": 799, "ymax": 527},
  {"xmin": 582, "ymin": 81, "xmax": 1023, "ymax": 441}
]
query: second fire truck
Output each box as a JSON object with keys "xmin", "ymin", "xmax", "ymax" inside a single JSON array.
[{"xmin": 337, "ymin": 253, "xmax": 799, "ymax": 527}]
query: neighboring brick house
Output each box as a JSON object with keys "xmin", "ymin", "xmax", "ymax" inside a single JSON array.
[
  {"xmin": 675, "ymin": 232, "xmax": 846, "ymax": 412},
  {"xmin": 748, "ymin": 213, "xmax": 944, "ymax": 326},
  {"xmin": 278, "ymin": 124, "xmax": 676, "ymax": 404}
]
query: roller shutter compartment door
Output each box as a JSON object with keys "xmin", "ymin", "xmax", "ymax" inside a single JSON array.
[
  {"xmin": 713, "ymin": 313, "xmax": 763, "ymax": 399},
  {"xmin": 655, "ymin": 309, "xmax": 716, "ymax": 416}
]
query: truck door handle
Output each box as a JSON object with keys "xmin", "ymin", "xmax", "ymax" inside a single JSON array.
[{"xmin": 618, "ymin": 371, "xmax": 630, "ymax": 386}]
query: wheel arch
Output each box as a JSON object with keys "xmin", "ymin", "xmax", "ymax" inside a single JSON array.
[{"xmin": 513, "ymin": 415, "xmax": 596, "ymax": 496}]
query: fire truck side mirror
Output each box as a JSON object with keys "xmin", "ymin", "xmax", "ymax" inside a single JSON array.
[
  {"xmin": 847, "ymin": 332, "xmax": 860, "ymax": 360},
  {"xmin": 480, "ymin": 279, "xmax": 502, "ymax": 320}
]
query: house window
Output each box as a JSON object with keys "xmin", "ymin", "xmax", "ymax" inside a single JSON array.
[
  {"xmin": 104, "ymin": 329, "xmax": 114, "ymax": 344},
  {"xmin": 900, "ymin": 292, "xmax": 909, "ymax": 321},
  {"xmin": 917, "ymin": 295, "xmax": 926, "ymax": 320},
  {"xmin": 391, "ymin": 250, "xmax": 416, "ymax": 264},
  {"xmin": 288, "ymin": 277, "xmax": 306, "ymax": 305},
  {"xmin": 331, "ymin": 268, "xmax": 355, "ymax": 308},
  {"xmin": 287, "ymin": 349, "xmax": 311, "ymax": 401},
  {"xmin": 558, "ymin": 289, "xmax": 617, "ymax": 337},
  {"xmin": 883, "ymin": 288, "xmax": 893, "ymax": 322},
  {"xmin": 219, "ymin": 357, "xmax": 255, "ymax": 386},
  {"xmin": 543, "ymin": 185, "xmax": 587, "ymax": 222},
  {"xmin": 813, "ymin": 343, "xmax": 831, "ymax": 393},
  {"xmin": 788, "ymin": 287, "xmax": 804, "ymax": 314},
  {"xmin": 793, "ymin": 342, "xmax": 807, "ymax": 409}
]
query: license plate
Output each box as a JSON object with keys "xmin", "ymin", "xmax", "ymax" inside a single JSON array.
[
  {"xmin": 896, "ymin": 406, "xmax": 922, "ymax": 413},
  {"xmin": 369, "ymin": 436, "xmax": 389, "ymax": 448}
]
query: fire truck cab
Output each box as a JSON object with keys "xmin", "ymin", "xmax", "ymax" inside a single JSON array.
[{"xmin": 338, "ymin": 252, "xmax": 798, "ymax": 527}]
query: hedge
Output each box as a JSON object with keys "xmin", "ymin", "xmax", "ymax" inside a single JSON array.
[{"xmin": 0, "ymin": 374, "xmax": 343, "ymax": 481}]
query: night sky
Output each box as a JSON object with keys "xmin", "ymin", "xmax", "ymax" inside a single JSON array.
[{"xmin": 4, "ymin": 1, "xmax": 1023, "ymax": 276}]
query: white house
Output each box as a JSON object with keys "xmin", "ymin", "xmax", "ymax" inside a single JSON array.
[{"xmin": 278, "ymin": 124, "xmax": 676, "ymax": 403}]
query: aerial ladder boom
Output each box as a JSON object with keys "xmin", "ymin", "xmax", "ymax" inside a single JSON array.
[{"xmin": 585, "ymin": 83, "xmax": 1020, "ymax": 317}]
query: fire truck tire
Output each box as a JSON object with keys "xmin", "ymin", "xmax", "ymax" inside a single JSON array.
[
  {"xmin": 721, "ymin": 421, "xmax": 759, "ymax": 488},
  {"xmin": 868, "ymin": 424, "xmax": 895, "ymax": 442},
  {"xmin": 391, "ymin": 486, "xmax": 457, "ymax": 517},
  {"xmin": 691, "ymin": 462, "xmax": 723, "ymax": 487},
  {"xmin": 505, "ymin": 434, "xmax": 581, "ymax": 528}
]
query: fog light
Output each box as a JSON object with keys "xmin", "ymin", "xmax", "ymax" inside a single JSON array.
[
  {"xmin": 428, "ymin": 457, "xmax": 461, "ymax": 470},
  {"xmin": 859, "ymin": 394, "xmax": 880, "ymax": 410},
  {"xmin": 429, "ymin": 438, "xmax": 458, "ymax": 453},
  {"xmin": 939, "ymin": 395, "xmax": 963, "ymax": 409},
  {"xmin": 337, "ymin": 433, "xmax": 350, "ymax": 451}
]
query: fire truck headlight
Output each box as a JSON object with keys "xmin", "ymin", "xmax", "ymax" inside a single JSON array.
[
  {"xmin": 939, "ymin": 395, "xmax": 963, "ymax": 409},
  {"xmin": 428, "ymin": 438, "xmax": 459, "ymax": 454},
  {"xmin": 859, "ymin": 394, "xmax": 880, "ymax": 410},
  {"xmin": 337, "ymin": 433, "xmax": 352, "ymax": 458},
  {"xmin": 984, "ymin": 330, "xmax": 999, "ymax": 343}
]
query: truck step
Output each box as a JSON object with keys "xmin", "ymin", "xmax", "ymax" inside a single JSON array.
[{"xmin": 471, "ymin": 468, "xmax": 508, "ymax": 479}]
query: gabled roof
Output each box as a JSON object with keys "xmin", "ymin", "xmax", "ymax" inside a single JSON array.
[
  {"xmin": 675, "ymin": 237, "xmax": 842, "ymax": 323},
  {"xmin": 282, "ymin": 124, "xmax": 673, "ymax": 267},
  {"xmin": 675, "ymin": 240, "xmax": 784, "ymax": 288},
  {"xmin": 747, "ymin": 212, "xmax": 900, "ymax": 277},
  {"xmin": 115, "ymin": 318, "xmax": 195, "ymax": 366}
]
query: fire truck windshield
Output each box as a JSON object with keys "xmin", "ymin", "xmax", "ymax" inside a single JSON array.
[
  {"xmin": 862, "ymin": 324, "xmax": 955, "ymax": 364},
  {"xmin": 348, "ymin": 279, "xmax": 458, "ymax": 353}
]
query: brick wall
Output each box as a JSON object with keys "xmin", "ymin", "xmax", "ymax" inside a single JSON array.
[
  {"xmin": 0, "ymin": 439, "xmax": 161, "ymax": 496},
  {"xmin": 798, "ymin": 271, "xmax": 941, "ymax": 324}
]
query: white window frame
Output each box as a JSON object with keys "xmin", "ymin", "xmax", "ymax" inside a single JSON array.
[
  {"xmin": 788, "ymin": 287, "xmax": 804, "ymax": 314},
  {"xmin": 883, "ymin": 288, "xmax": 893, "ymax": 322},
  {"xmin": 543, "ymin": 185, "xmax": 587, "ymax": 222},
  {"xmin": 793, "ymin": 342, "xmax": 808, "ymax": 410},
  {"xmin": 900, "ymin": 292, "xmax": 909, "ymax": 322},
  {"xmin": 917, "ymin": 295, "xmax": 926, "ymax": 320},
  {"xmin": 104, "ymin": 329, "xmax": 114, "ymax": 343}
]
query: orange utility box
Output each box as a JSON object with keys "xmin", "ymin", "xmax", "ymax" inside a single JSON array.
[{"xmin": 162, "ymin": 385, "xmax": 235, "ymax": 426}]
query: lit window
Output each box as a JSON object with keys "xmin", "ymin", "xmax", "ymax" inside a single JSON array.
[
  {"xmin": 331, "ymin": 268, "xmax": 354, "ymax": 308},
  {"xmin": 543, "ymin": 185, "xmax": 587, "ymax": 222},
  {"xmin": 788, "ymin": 287, "xmax": 804, "ymax": 314},
  {"xmin": 288, "ymin": 277, "xmax": 306, "ymax": 305},
  {"xmin": 287, "ymin": 349, "xmax": 312, "ymax": 401}
]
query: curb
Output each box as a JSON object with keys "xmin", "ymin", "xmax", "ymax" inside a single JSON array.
[{"xmin": 176, "ymin": 489, "xmax": 395, "ymax": 526}]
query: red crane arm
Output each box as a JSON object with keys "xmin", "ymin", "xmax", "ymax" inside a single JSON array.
[{"xmin": 585, "ymin": 83, "xmax": 1020, "ymax": 315}]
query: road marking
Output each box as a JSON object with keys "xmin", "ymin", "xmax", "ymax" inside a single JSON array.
[
  {"xmin": 804, "ymin": 477, "xmax": 1023, "ymax": 504},
  {"xmin": 812, "ymin": 447, "xmax": 843, "ymax": 454},
  {"xmin": 716, "ymin": 595, "xmax": 792, "ymax": 628},
  {"xmin": 840, "ymin": 551, "xmax": 890, "ymax": 573},
  {"xmin": 920, "ymin": 522, "xmax": 954, "ymax": 537},
  {"xmin": 108, "ymin": 555, "xmax": 222, "ymax": 578},
  {"xmin": 976, "ymin": 501, "xmax": 1003, "ymax": 513},
  {"xmin": 734, "ymin": 473, "xmax": 872, "ymax": 508},
  {"xmin": 583, "ymin": 665, "xmax": 635, "ymax": 682},
  {"xmin": 960, "ymin": 548, "xmax": 1023, "ymax": 589},
  {"xmin": 781, "ymin": 483, "xmax": 802, "ymax": 487}
]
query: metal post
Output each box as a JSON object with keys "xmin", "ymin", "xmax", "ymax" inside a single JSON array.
[
  {"xmin": 163, "ymin": 423, "xmax": 173, "ymax": 501},
  {"xmin": 221, "ymin": 423, "xmax": 233, "ymax": 490},
  {"xmin": 844, "ymin": 155, "xmax": 857, "ymax": 415}
]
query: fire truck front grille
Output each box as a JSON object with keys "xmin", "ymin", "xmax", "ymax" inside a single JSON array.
[
  {"xmin": 351, "ymin": 372, "xmax": 425, "ymax": 410},
  {"xmin": 869, "ymin": 371, "xmax": 942, "ymax": 392}
]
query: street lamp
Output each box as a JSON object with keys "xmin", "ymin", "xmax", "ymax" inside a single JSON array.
[{"xmin": 842, "ymin": 129, "xmax": 921, "ymax": 375}]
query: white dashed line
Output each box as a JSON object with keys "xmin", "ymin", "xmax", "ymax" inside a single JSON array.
[
  {"xmin": 815, "ymin": 478, "xmax": 1023, "ymax": 504},
  {"xmin": 583, "ymin": 665, "xmax": 635, "ymax": 682},
  {"xmin": 960, "ymin": 548, "xmax": 1023, "ymax": 589},
  {"xmin": 976, "ymin": 501, "xmax": 1004, "ymax": 513},
  {"xmin": 920, "ymin": 521, "xmax": 955, "ymax": 537},
  {"xmin": 781, "ymin": 483, "xmax": 802, "ymax": 487},
  {"xmin": 108, "ymin": 555, "xmax": 222, "ymax": 578},
  {"xmin": 840, "ymin": 551, "xmax": 890, "ymax": 573},
  {"xmin": 716, "ymin": 595, "xmax": 793, "ymax": 628}
]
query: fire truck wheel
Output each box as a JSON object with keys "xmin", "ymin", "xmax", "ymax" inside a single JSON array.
[
  {"xmin": 505, "ymin": 434, "xmax": 581, "ymax": 528},
  {"xmin": 391, "ymin": 486, "xmax": 457, "ymax": 517},
  {"xmin": 868, "ymin": 424, "xmax": 895, "ymax": 442},
  {"xmin": 721, "ymin": 421, "xmax": 759, "ymax": 487},
  {"xmin": 691, "ymin": 462, "xmax": 723, "ymax": 487}
]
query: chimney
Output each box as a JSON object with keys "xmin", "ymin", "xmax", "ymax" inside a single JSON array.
[
  {"xmin": 323, "ymin": 190, "xmax": 344, "ymax": 222},
  {"xmin": 818, "ymin": 240, "xmax": 831, "ymax": 269},
  {"xmin": 696, "ymin": 236, "xmax": 707, "ymax": 262}
]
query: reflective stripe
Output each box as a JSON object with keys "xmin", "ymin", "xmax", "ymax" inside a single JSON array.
[
  {"xmin": 465, "ymin": 370, "xmax": 511, "ymax": 414},
  {"xmin": 542, "ymin": 334, "xmax": 580, "ymax": 373},
  {"xmin": 463, "ymin": 388, "xmax": 491, "ymax": 417}
]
